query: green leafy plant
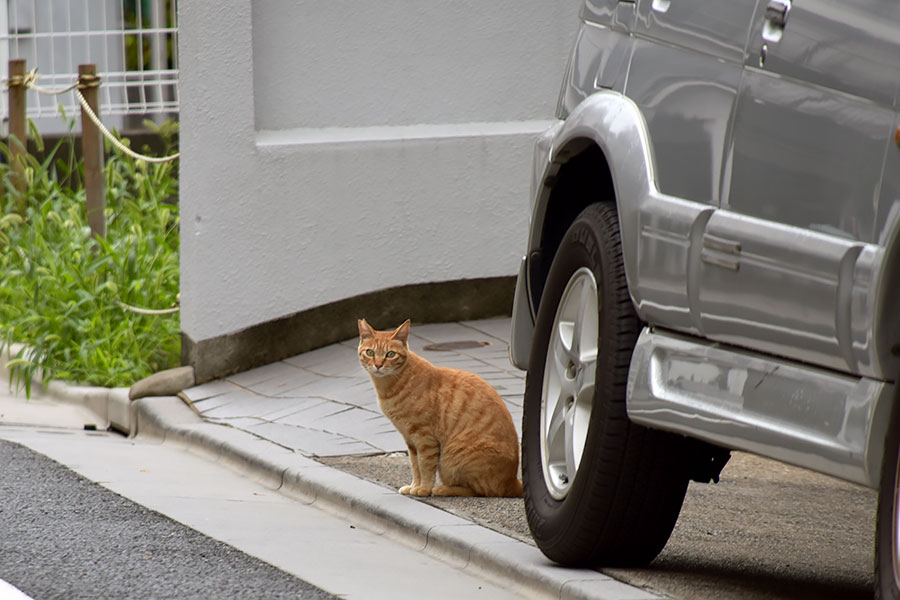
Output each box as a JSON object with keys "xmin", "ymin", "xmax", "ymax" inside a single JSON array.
[{"xmin": 0, "ymin": 119, "xmax": 180, "ymax": 394}]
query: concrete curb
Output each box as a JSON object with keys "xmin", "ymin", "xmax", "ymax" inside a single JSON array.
[
  {"xmin": 1, "ymin": 343, "xmax": 133, "ymax": 432},
  {"xmin": 1, "ymin": 343, "xmax": 194, "ymax": 434},
  {"xmin": 132, "ymin": 395, "xmax": 661, "ymax": 600},
  {"xmin": 47, "ymin": 381, "xmax": 132, "ymax": 433},
  {"xmin": 3, "ymin": 342, "xmax": 659, "ymax": 599}
]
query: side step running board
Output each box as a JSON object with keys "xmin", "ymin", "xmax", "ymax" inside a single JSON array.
[{"xmin": 627, "ymin": 328, "xmax": 894, "ymax": 488}]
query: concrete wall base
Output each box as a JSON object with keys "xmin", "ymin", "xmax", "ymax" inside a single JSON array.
[{"xmin": 183, "ymin": 276, "xmax": 515, "ymax": 383}]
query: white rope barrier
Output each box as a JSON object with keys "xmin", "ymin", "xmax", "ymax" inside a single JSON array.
[
  {"xmin": 74, "ymin": 88, "xmax": 180, "ymax": 163},
  {"xmin": 6, "ymin": 69, "xmax": 180, "ymax": 164},
  {"xmin": 115, "ymin": 299, "xmax": 179, "ymax": 315}
]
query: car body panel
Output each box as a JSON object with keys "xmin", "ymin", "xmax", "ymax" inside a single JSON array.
[
  {"xmin": 510, "ymin": 0, "xmax": 900, "ymax": 487},
  {"xmin": 514, "ymin": 88, "xmax": 894, "ymax": 380},
  {"xmin": 627, "ymin": 0, "xmax": 754, "ymax": 205},
  {"xmin": 628, "ymin": 327, "xmax": 894, "ymax": 488},
  {"xmin": 700, "ymin": 0, "xmax": 900, "ymax": 380}
]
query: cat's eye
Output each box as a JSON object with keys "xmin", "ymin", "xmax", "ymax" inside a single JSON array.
[
  {"xmin": 386, "ymin": 351, "xmax": 396, "ymax": 358},
  {"xmin": 365, "ymin": 349, "xmax": 375, "ymax": 357}
]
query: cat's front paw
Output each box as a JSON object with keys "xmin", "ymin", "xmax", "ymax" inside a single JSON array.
[
  {"xmin": 410, "ymin": 485, "xmax": 433, "ymax": 497},
  {"xmin": 398, "ymin": 484, "xmax": 432, "ymax": 496}
]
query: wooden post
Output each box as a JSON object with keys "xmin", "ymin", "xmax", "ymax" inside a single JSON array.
[
  {"xmin": 7, "ymin": 58, "xmax": 27, "ymax": 205},
  {"xmin": 78, "ymin": 64, "xmax": 105, "ymax": 239}
]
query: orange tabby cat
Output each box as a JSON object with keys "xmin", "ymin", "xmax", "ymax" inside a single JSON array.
[{"xmin": 358, "ymin": 319, "xmax": 523, "ymax": 498}]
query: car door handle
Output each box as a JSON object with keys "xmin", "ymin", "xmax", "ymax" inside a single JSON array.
[
  {"xmin": 763, "ymin": 0, "xmax": 791, "ymax": 43},
  {"xmin": 765, "ymin": 0, "xmax": 790, "ymax": 28}
]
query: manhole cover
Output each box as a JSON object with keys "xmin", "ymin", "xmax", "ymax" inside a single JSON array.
[{"xmin": 422, "ymin": 340, "xmax": 491, "ymax": 352}]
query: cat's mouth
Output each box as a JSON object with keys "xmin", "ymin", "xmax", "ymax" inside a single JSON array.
[{"xmin": 367, "ymin": 366, "xmax": 392, "ymax": 377}]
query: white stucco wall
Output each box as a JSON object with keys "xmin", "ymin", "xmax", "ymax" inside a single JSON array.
[{"xmin": 179, "ymin": 1, "xmax": 580, "ymax": 344}]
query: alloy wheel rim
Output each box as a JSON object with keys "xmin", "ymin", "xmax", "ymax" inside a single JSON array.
[{"xmin": 540, "ymin": 267, "xmax": 600, "ymax": 501}]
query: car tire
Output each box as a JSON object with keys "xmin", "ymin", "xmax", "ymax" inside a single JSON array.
[
  {"xmin": 522, "ymin": 202, "xmax": 691, "ymax": 567},
  {"xmin": 876, "ymin": 400, "xmax": 900, "ymax": 600}
]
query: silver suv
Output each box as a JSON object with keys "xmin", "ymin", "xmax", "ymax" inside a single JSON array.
[{"xmin": 509, "ymin": 1, "xmax": 900, "ymax": 596}]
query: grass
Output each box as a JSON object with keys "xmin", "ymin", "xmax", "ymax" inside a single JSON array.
[{"xmin": 0, "ymin": 117, "xmax": 180, "ymax": 394}]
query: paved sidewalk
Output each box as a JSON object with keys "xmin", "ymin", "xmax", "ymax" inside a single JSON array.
[
  {"xmin": 0, "ymin": 318, "xmax": 661, "ymax": 600},
  {"xmin": 0, "ymin": 318, "xmax": 879, "ymax": 599},
  {"xmin": 157, "ymin": 317, "xmax": 659, "ymax": 599},
  {"xmin": 181, "ymin": 318, "xmax": 526, "ymax": 458}
]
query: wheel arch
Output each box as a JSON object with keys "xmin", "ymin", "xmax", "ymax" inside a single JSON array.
[
  {"xmin": 526, "ymin": 91, "xmax": 658, "ymax": 320},
  {"xmin": 529, "ymin": 140, "xmax": 616, "ymax": 317}
]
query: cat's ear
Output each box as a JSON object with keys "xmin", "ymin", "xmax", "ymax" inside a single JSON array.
[
  {"xmin": 391, "ymin": 319, "xmax": 411, "ymax": 344},
  {"xmin": 358, "ymin": 319, "xmax": 376, "ymax": 340}
]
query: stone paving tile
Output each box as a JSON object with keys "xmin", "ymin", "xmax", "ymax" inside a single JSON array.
[
  {"xmin": 404, "ymin": 333, "xmax": 444, "ymax": 356},
  {"xmin": 365, "ymin": 429, "xmax": 408, "ymax": 454},
  {"xmin": 484, "ymin": 371, "xmax": 527, "ymax": 384},
  {"xmin": 413, "ymin": 323, "xmax": 497, "ymax": 344},
  {"xmin": 493, "ymin": 387, "xmax": 525, "ymax": 400},
  {"xmin": 270, "ymin": 375, "xmax": 358, "ymax": 399},
  {"xmin": 334, "ymin": 382, "xmax": 380, "ymax": 410},
  {"xmin": 201, "ymin": 394, "xmax": 298, "ymax": 420},
  {"xmin": 477, "ymin": 348, "xmax": 519, "ymax": 360},
  {"xmin": 332, "ymin": 437, "xmax": 387, "ymax": 454},
  {"xmin": 466, "ymin": 349, "xmax": 512, "ymax": 362},
  {"xmin": 424, "ymin": 356, "xmax": 490, "ymax": 370},
  {"xmin": 489, "ymin": 371, "xmax": 525, "ymax": 382},
  {"xmin": 205, "ymin": 415, "xmax": 267, "ymax": 429},
  {"xmin": 191, "ymin": 388, "xmax": 261, "ymax": 414},
  {"xmin": 460, "ymin": 318, "xmax": 513, "ymax": 343},
  {"xmin": 478, "ymin": 342, "xmax": 513, "ymax": 352},
  {"xmin": 311, "ymin": 406, "xmax": 395, "ymax": 442},
  {"xmin": 275, "ymin": 401, "xmax": 356, "ymax": 427},
  {"xmin": 486, "ymin": 378, "xmax": 526, "ymax": 393},
  {"xmin": 464, "ymin": 339, "xmax": 510, "ymax": 352},
  {"xmin": 411, "ymin": 322, "xmax": 493, "ymax": 343},
  {"xmin": 181, "ymin": 380, "xmax": 237, "ymax": 403},
  {"xmin": 227, "ymin": 361, "xmax": 304, "ymax": 388},
  {"xmin": 282, "ymin": 342, "xmax": 360, "ymax": 377},
  {"xmin": 247, "ymin": 420, "xmax": 378, "ymax": 456},
  {"xmin": 501, "ymin": 395, "xmax": 525, "ymax": 409},
  {"xmin": 190, "ymin": 396, "xmax": 230, "ymax": 413},
  {"xmin": 242, "ymin": 366, "xmax": 324, "ymax": 398},
  {"xmin": 480, "ymin": 370, "xmax": 520, "ymax": 382},
  {"xmin": 418, "ymin": 358, "xmax": 481, "ymax": 371},
  {"xmin": 481, "ymin": 365, "xmax": 525, "ymax": 379},
  {"xmin": 470, "ymin": 347, "xmax": 517, "ymax": 360},
  {"xmin": 469, "ymin": 358, "xmax": 516, "ymax": 372},
  {"xmin": 465, "ymin": 366, "xmax": 509, "ymax": 376},
  {"xmin": 482, "ymin": 357, "xmax": 518, "ymax": 369},
  {"xmin": 502, "ymin": 397, "xmax": 522, "ymax": 411},
  {"xmin": 261, "ymin": 397, "xmax": 331, "ymax": 421}
]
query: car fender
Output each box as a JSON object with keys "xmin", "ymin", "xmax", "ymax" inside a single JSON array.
[
  {"xmin": 545, "ymin": 91, "xmax": 653, "ymax": 299},
  {"xmin": 533, "ymin": 90, "xmax": 702, "ymax": 327},
  {"xmin": 528, "ymin": 91, "xmax": 900, "ymax": 382},
  {"xmin": 512, "ymin": 91, "xmax": 664, "ymax": 368}
]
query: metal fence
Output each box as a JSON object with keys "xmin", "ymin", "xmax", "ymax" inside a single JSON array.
[{"xmin": 1, "ymin": 0, "xmax": 178, "ymax": 135}]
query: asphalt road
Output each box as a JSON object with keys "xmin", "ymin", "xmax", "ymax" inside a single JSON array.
[
  {"xmin": 322, "ymin": 450, "xmax": 877, "ymax": 600},
  {"xmin": 0, "ymin": 438, "xmax": 337, "ymax": 600}
]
